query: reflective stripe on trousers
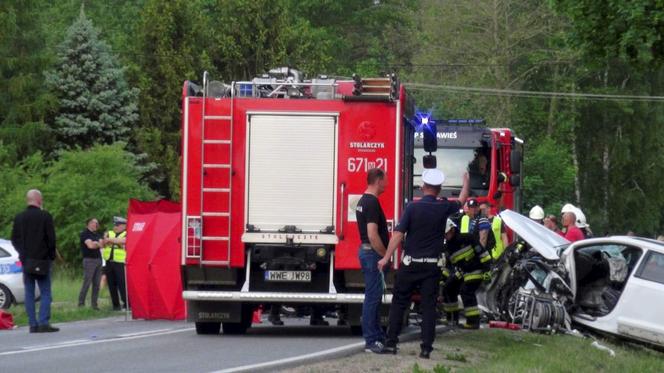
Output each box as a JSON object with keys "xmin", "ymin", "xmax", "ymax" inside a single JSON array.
[
  {"xmin": 450, "ymin": 246, "xmax": 474, "ymax": 264},
  {"xmin": 463, "ymin": 269, "xmax": 483, "ymax": 282},
  {"xmin": 464, "ymin": 306, "xmax": 480, "ymax": 317},
  {"xmin": 442, "ymin": 302, "xmax": 461, "ymax": 312}
]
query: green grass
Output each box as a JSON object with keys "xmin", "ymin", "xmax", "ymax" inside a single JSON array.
[
  {"xmin": 8, "ymin": 267, "xmax": 122, "ymax": 326},
  {"xmin": 444, "ymin": 352, "xmax": 468, "ymax": 363},
  {"xmin": 412, "ymin": 329, "xmax": 664, "ymax": 373}
]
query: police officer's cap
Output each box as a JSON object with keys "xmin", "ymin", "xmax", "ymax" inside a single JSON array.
[
  {"xmin": 113, "ymin": 216, "xmax": 127, "ymax": 225},
  {"xmin": 421, "ymin": 169, "xmax": 445, "ymax": 186},
  {"xmin": 466, "ymin": 199, "xmax": 479, "ymax": 208}
]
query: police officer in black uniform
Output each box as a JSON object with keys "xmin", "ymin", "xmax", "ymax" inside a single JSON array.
[{"xmin": 378, "ymin": 168, "xmax": 469, "ymax": 358}]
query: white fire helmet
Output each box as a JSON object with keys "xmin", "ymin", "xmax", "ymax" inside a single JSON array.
[
  {"xmin": 529, "ymin": 205, "xmax": 545, "ymax": 220},
  {"xmin": 561, "ymin": 203, "xmax": 577, "ymax": 214},
  {"xmin": 575, "ymin": 208, "xmax": 589, "ymax": 229},
  {"xmin": 445, "ymin": 218, "xmax": 457, "ymax": 234}
]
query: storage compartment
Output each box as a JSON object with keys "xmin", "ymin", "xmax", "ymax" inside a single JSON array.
[{"xmin": 246, "ymin": 114, "xmax": 337, "ymax": 232}]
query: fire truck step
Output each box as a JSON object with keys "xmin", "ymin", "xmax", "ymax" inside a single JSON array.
[
  {"xmin": 203, "ymin": 164, "xmax": 231, "ymax": 169},
  {"xmin": 203, "ymin": 188, "xmax": 230, "ymax": 193},
  {"xmin": 202, "ymin": 236, "xmax": 230, "ymax": 241},
  {"xmin": 202, "ymin": 212, "xmax": 230, "ymax": 217},
  {"xmin": 203, "ymin": 140, "xmax": 231, "ymax": 145},
  {"xmin": 203, "ymin": 115, "xmax": 231, "ymax": 120}
]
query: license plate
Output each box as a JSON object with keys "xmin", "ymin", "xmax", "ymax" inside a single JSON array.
[{"xmin": 264, "ymin": 270, "xmax": 312, "ymax": 282}]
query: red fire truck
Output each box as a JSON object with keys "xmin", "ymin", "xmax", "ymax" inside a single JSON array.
[
  {"xmin": 180, "ymin": 68, "xmax": 524, "ymax": 335},
  {"xmin": 181, "ymin": 68, "xmax": 521, "ymax": 334},
  {"xmin": 413, "ymin": 118, "xmax": 524, "ymax": 213}
]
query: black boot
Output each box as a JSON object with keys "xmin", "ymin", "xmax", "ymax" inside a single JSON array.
[
  {"xmin": 268, "ymin": 308, "xmax": 284, "ymax": 326},
  {"xmin": 37, "ymin": 324, "xmax": 60, "ymax": 333},
  {"xmin": 462, "ymin": 316, "xmax": 480, "ymax": 329},
  {"xmin": 445, "ymin": 311, "xmax": 459, "ymax": 327},
  {"xmin": 419, "ymin": 344, "xmax": 432, "ymax": 359}
]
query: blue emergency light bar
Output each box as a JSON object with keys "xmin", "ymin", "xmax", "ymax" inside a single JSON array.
[
  {"xmin": 414, "ymin": 110, "xmax": 436, "ymax": 132},
  {"xmin": 413, "ymin": 111, "xmax": 486, "ymax": 133}
]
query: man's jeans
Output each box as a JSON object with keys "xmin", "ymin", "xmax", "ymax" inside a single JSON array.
[
  {"xmin": 78, "ymin": 257, "xmax": 102, "ymax": 307},
  {"xmin": 359, "ymin": 247, "xmax": 385, "ymax": 345},
  {"xmin": 23, "ymin": 270, "xmax": 52, "ymax": 327}
]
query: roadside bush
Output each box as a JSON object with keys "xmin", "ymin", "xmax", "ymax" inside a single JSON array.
[
  {"xmin": 0, "ymin": 143, "xmax": 156, "ymax": 267},
  {"xmin": 42, "ymin": 143, "xmax": 156, "ymax": 265}
]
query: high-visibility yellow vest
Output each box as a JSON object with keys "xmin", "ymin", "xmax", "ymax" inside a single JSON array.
[
  {"xmin": 460, "ymin": 215, "xmax": 471, "ymax": 234},
  {"xmin": 102, "ymin": 230, "xmax": 127, "ymax": 263},
  {"xmin": 491, "ymin": 217, "xmax": 505, "ymax": 259}
]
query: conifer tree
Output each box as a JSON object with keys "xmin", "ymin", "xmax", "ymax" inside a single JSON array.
[{"xmin": 46, "ymin": 7, "xmax": 138, "ymax": 149}]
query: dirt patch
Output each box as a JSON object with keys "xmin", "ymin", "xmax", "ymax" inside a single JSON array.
[{"xmin": 285, "ymin": 329, "xmax": 485, "ymax": 373}]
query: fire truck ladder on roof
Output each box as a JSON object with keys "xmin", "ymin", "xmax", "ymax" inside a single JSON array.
[{"xmin": 199, "ymin": 71, "xmax": 233, "ymax": 266}]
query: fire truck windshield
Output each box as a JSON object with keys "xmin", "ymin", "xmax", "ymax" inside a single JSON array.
[{"xmin": 414, "ymin": 147, "xmax": 491, "ymax": 197}]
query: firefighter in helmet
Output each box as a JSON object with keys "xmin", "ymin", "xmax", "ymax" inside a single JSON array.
[{"xmin": 529, "ymin": 205, "xmax": 545, "ymax": 224}]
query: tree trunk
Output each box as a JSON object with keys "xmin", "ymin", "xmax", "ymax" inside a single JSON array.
[
  {"xmin": 571, "ymin": 83, "xmax": 581, "ymax": 203},
  {"xmin": 547, "ymin": 64, "xmax": 560, "ymax": 136}
]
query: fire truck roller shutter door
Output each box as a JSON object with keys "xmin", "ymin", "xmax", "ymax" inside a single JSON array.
[{"xmin": 247, "ymin": 115, "xmax": 337, "ymax": 233}]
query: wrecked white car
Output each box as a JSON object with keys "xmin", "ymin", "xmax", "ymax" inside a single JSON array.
[{"xmin": 479, "ymin": 210, "xmax": 664, "ymax": 348}]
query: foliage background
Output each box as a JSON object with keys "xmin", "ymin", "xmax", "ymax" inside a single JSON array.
[{"xmin": 1, "ymin": 0, "xmax": 664, "ymax": 265}]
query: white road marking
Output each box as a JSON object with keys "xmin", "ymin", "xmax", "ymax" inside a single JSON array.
[
  {"xmin": 117, "ymin": 328, "xmax": 173, "ymax": 337},
  {"xmin": 211, "ymin": 341, "xmax": 366, "ymax": 373},
  {"xmin": 24, "ymin": 339, "xmax": 89, "ymax": 349},
  {"xmin": 0, "ymin": 328, "xmax": 194, "ymax": 356}
]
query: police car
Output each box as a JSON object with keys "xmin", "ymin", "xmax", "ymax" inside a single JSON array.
[{"xmin": 0, "ymin": 239, "xmax": 37, "ymax": 309}]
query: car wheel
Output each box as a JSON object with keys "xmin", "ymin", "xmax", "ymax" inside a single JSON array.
[{"xmin": 0, "ymin": 284, "xmax": 12, "ymax": 309}]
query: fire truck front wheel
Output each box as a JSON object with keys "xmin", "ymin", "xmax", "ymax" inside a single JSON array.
[{"xmin": 195, "ymin": 321, "xmax": 221, "ymax": 335}]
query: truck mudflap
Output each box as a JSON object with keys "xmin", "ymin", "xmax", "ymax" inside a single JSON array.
[{"xmin": 182, "ymin": 290, "xmax": 393, "ymax": 304}]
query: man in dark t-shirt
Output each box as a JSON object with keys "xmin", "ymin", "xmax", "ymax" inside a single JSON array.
[
  {"xmin": 355, "ymin": 168, "xmax": 389, "ymax": 354},
  {"xmin": 78, "ymin": 218, "xmax": 103, "ymax": 309}
]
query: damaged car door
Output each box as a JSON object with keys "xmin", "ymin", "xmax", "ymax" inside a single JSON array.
[{"xmin": 563, "ymin": 238, "xmax": 664, "ymax": 346}]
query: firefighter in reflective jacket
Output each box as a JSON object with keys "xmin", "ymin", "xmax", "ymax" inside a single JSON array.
[
  {"xmin": 442, "ymin": 209, "xmax": 492, "ymax": 329},
  {"xmin": 103, "ymin": 216, "xmax": 128, "ymax": 311},
  {"xmin": 480, "ymin": 201, "xmax": 508, "ymax": 260}
]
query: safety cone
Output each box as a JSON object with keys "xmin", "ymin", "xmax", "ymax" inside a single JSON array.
[{"xmin": 252, "ymin": 306, "xmax": 263, "ymax": 324}]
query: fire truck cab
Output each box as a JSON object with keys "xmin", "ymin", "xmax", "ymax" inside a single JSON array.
[
  {"xmin": 414, "ymin": 118, "xmax": 524, "ymax": 213},
  {"xmin": 181, "ymin": 69, "xmax": 416, "ymax": 335}
]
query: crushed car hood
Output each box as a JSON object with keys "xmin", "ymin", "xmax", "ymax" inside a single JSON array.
[{"xmin": 499, "ymin": 210, "xmax": 570, "ymax": 260}]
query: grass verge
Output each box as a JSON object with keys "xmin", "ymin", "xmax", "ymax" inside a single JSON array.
[
  {"xmin": 8, "ymin": 267, "xmax": 123, "ymax": 326},
  {"xmin": 430, "ymin": 328, "xmax": 664, "ymax": 373},
  {"xmin": 288, "ymin": 328, "xmax": 664, "ymax": 373}
]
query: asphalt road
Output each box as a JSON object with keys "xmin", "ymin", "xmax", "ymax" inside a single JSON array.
[{"xmin": 0, "ymin": 316, "xmax": 363, "ymax": 373}]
